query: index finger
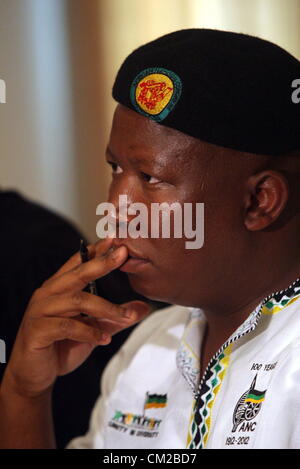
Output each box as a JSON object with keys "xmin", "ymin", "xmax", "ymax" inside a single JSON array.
[
  {"xmin": 51, "ymin": 237, "xmax": 115, "ymax": 280},
  {"xmin": 37, "ymin": 244, "xmax": 128, "ymax": 298}
]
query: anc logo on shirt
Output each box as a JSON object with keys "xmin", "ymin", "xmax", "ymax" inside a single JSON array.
[
  {"xmin": 130, "ymin": 67, "xmax": 182, "ymax": 122},
  {"xmin": 232, "ymin": 375, "xmax": 267, "ymax": 432},
  {"xmin": 108, "ymin": 392, "xmax": 168, "ymax": 439}
]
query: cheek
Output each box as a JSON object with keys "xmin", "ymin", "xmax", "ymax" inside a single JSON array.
[
  {"xmin": 146, "ymin": 236, "xmax": 194, "ymax": 269},
  {"xmin": 144, "ymin": 201, "xmax": 235, "ymax": 272},
  {"xmin": 126, "ymin": 237, "xmax": 208, "ymax": 305},
  {"xmin": 108, "ymin": 176, "xmax": 146, "ymax": 207}
]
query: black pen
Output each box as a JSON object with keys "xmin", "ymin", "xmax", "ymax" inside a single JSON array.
[{"xmin": 79, "ymin": 239, "xmax": 98, "ymax": 296}]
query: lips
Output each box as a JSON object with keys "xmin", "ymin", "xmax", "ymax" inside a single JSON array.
[
  {"xmin": 112, "ymin": 242, "xmax": 149, "ymax": 261},
  {"xmin": 113, "ymin": 243, "xmax": 151, "ymax": 273},
  {"xmin": 126, "ymin": 248, "xmax": 149, "ymax": 262}
]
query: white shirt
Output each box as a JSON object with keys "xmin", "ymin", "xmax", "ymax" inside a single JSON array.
[{"xmin": 67, "ymin": 277, "xmax": 300, "ymax": 449}]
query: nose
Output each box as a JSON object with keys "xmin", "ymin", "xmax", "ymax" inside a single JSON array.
[
  {"xmin": 107, "ymin": 175, "xmax": 136, "ymax": 234},
  {"xmin": 107, "ymin": 194, "xmax": 130, "ymax": 227}
]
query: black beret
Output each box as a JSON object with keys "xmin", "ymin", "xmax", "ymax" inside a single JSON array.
[{"xmin": 112, "ymin": 29, "xmax": 300, "ymax": 156}]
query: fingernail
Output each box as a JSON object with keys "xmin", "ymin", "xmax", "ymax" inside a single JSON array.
[
  {"xmin": 100, "ymin": 333, "xmax": 110, "ymax": 342},
  {"xmin": 122, "ymin": 308, "xmax": 136, "ymax": 320},
  {"xmin": 111, "ymin": 246, "xmax": 126, "ymax": 260}
]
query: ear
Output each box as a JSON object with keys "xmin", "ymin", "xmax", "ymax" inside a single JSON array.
[{"xmin": 244, "ymin": 170, "xmax": 289, "ymax": 231}]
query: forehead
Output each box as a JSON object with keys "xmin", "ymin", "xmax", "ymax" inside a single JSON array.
[{"xmin": 109, "ymin": 104, "xmax": 209, "ymax": 170}]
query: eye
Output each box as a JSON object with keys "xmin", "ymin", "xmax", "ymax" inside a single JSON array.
[
  {"xmin": 140, "ymin": 172, "xmax": 162, "ymax": 184},
  {"xmin": 108, "ymin": 161, "xmax": 123, "ymax": 174}
]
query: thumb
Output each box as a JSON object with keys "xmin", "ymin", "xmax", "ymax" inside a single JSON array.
[{"xmin": 122, "ymin": 300, "xmax": 152, "ymax": 320}]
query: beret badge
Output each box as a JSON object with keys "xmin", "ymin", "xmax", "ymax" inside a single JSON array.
[{"xmin": 130, "ymin": 67, "xmax": 182, "ymax": 122}]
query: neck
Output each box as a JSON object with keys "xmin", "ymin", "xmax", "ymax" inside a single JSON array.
[{"xmin": 201, "ymin": 256, "xmax": 300, "ymax": 352}]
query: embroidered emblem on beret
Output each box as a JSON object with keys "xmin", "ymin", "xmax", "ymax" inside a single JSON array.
[{"xmin": 130, "ymin": 67, "xmax": 182, "ymax": 122}]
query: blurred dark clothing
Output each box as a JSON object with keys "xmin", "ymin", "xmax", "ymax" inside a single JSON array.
[{"xmin": 0, "ymin": 191, "xmax": 164, "ymax": 448}]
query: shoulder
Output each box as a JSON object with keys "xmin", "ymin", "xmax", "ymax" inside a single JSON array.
[{"xmin": 121, "ymin": 305, "xmax": 190, "ymax": 355}]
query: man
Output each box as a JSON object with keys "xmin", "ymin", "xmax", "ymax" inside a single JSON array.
[{"xmin": 0, "ymin": 29, "xmax": 300, "ymax": 449}]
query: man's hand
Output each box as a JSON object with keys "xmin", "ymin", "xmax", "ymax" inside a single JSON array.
[{"xmin": 1, "ymin": 237, "xmax": 150, "ymax": 399}]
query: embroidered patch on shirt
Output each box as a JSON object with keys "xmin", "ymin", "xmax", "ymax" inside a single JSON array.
[
  {"xmin": 232, "ymin": 374, "xmax": 267, "ymax": 432},
  {"xmin": 107, "ymin": 392, "xmax": 168, "ymax": 439}
]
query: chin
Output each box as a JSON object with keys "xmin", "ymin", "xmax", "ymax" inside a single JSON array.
[{"xmin": 126, "ymin": 273, "xmax": 181, "ymax": 305}]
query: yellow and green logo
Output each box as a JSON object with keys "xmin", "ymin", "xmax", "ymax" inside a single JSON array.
[{"xmin": 130, "ymin": 67, "xmax": 182, "ymax": 122}]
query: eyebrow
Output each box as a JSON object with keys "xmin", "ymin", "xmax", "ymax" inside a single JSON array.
[{"xmin": 105, "ymin": 146, "xmax": 164, "ymax": 169}]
